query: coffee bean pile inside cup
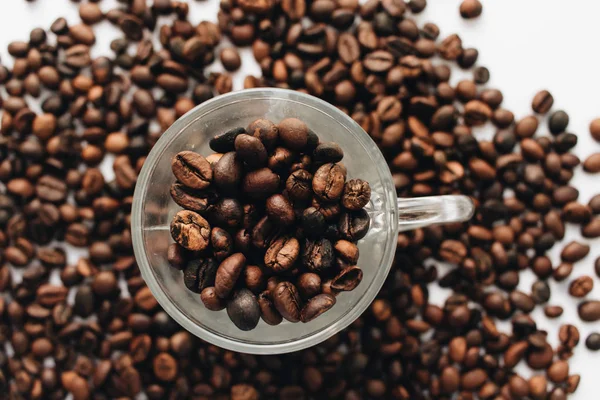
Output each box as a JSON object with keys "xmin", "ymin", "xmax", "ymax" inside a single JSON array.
[
  {"xmin": 167, "ymin": 118, "xmax": 371, "ymax": 330},
  {"xmin": 1, "ymin": 0, "xmax": 600, "ymax": 397}
]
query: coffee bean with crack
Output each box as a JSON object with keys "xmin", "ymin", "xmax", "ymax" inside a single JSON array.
[
  {"xmin": 171, "ymin": 151, "xmax": 212, "ymax": 190},
  {"xmin": 338, "ymin": 209, "xmax": 370, "ymax": 241},
  {"xmin": 286, "ymin": 169, "xmax": 313, "ymax": 201},
  {"xmin": 258, "ymin": 290, "xmax": 283, "ymax": 326},
  {"xmin": 170, "ymin": 210, "xmax": 211, "ymax": 251},
  {"xmin": 170, "ymin": 183, "xmax": 217, "ymax": 213},
  {"xmin": 182, "ymin": 258, "xmax": 218, "ymax": 293},
  {"xmin": 302, "ymin": 238, "xmax": 334, "ymax": 272},
  {"xmin": 342, "ymin": 179, "xmax": 371, "ymax": 211},
  {"xmin": 313, "ymin": 163, "xmax": 346, "ymax": 202},
  {"xmin": 272, "ymin": 281, "xmax": 302, "ymax": 322},
  {"xmin": 331, "ymin": 266, "xmax": 363, "ymax": 291},
  {"xmin": 265, "ymin": 236, "xmax": 300, "ymax": 272}
]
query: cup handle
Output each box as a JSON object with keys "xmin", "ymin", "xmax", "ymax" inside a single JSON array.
[{"xmin": 396, "ymin": 195, "xmax": 475, "ymax": 232}]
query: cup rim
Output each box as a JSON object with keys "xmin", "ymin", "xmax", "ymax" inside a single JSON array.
[{"xmin": 132, "ymin": 88, "xmax": 398, "ymax": 354}]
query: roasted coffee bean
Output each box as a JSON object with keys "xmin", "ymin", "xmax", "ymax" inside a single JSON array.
[
  {"xmin": 561, "ymin": 241, "xmax": 590, "ymax": 263},
  {"xmin": 531, "ymin": 281, "xmax": 550, "ymax": 304},
  {"xmin": 211, "ymin": 198, "xmax": 243, "ymax": 228},
  {"xmin": 265, "ymin": 236, "xmax": 300, "ymax": 272},
  {"xmin": 227, "ymin": 289, "xmax": 261, "ymax": 331},
  {"xmin": 331, "ymin": 265, "xmax": 363, "ymax": 291},
  {"xmin": 247, "ymin": 119, "xmax": 279, "ymax": 149},
  {"xmin": 234, "ymin": 134, "xmax": 267, "ymax": 168},
  {"xmin": 215, "ymin": 253, "xmax": 246, "ymax": 299},
  {"xmin": 338, "ymin": 210, "xmax": 370, "ymax": 241},
  {"xmin": 170, "ymin": 210, "xmax": 211, "ymax": 251},
  {"xmin": 544, "ymin": 305, "xmax": 564, "ymax": 319},
  {"xmin": 532, "ymin": 90, "xmax": 554, "ymax": 114},
  {"xmin": 578, "ymin": 301, "xmax": 600, "ymax": 322},
  {"xmin": 569, "ymin": 276, "xmax": 593, "ymax": 298},
  {"xmin": 313, "ymin": 163, "xmax": 346, "ymax": 202},
  {"xmin": 549, "ymin": 110, "xmax": 569, "ymax": 134},
  {"xmin": 211, "ymin": 228, "xmax": 233, "ymax": 261},
  {"xmin": 459, "ymin": 0, "xmax": 482, "ymax": 19},
  {"xmin": 301, "ymin": 294, "xmax": 336, "ymax": 323},
  {"xmin": 243, "ymin": 265, "xmax": 265, "ymax": 293},
  {"xmin": 243, "ymin": 168, "xmax": 280, "ymax": 198},
  {"xmin": 220, "ymin": 48, "xmax": 242, "ymax": 71},
  {"xmin": 252, "ymin": 216, "xmax": 279, "ymax": 249},
  {"xmin": 585, "ymin": 333, "xmax": 600, "ymax": 351},
  {"xmin": 210, "ymin": 127, "xmax": 245, "ymax": 153},
  {"xmin": 167, "ymin": 243, "xmax": 188, "ymax": 270},
  {"xmin": 583, "ymin": 153, "xmax": 600, "ymax": 173},
  {"xmin": 182, "ymin": 257, "xmax": 219, "ymax": 293},
  {"xmin": 266, "ymin": 194, "xmax": 295, "ymax": 226},
  {"xmin": 334, "ymin": 240, "xmax": 359, "ymax": 264},
  {"xmin": 277, "ymin": 118, "xmax": 308, "ymax": 150},
  {"xmin": 301, "ymin": 207, "xmax": 326, "ymax": 236},
  {"xmin": 170, "ymin": 183, "xmax": 217, "ymax": 213},
  {"xmin": 313, "ymin": 142, "xmax": 344, "ymax": 163},
  {"xmin": 258, "ymin": 290, "xmax": 283, "ymax": 325},
  {"xmin": 302, "ymin": 238, "xmax": 334, "ymax": 272},
  {"xmin": 296, "ymin": 273, "xmax": 322, "ymax": 300},
  {"xmin": 286, "ymin": 169, "xmax": 313, "ymax": 201},
  {"xmin": 213, "ymin": 152, "xmax": 243, "ymax": 193},
  {"xmin": 171, "ymin": 151, "xmax": 212, "ymax": 190},
  {"xmin": 342, "ymin": 179, "xmax": 371, "ymax": 210},
  {"xmin": 582, "ymin": 218, "xmax": 600, "ymax": 238},
  {"xmin": 272, "ymin": 281, "xmax": 302, "ymax": 322},
  {"xmin": 200, "ymin": 287, "xmax": 226, "ymax": 311}
]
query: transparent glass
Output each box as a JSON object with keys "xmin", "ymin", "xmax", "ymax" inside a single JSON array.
[{"xmin": 132, "ymin": 88, "xmax": 474, "ymax": 354}]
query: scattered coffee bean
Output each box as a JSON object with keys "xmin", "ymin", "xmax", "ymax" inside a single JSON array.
[
  {"xmin": 459, "ymin": 0, "xmax": 482, "ymax": 19},
  {"xmin": 585, "ymin": 333, "xmax": 600, "ymax": 351},
  {"xmin": 578, "ymin": 300, "xmax": 600, "ymax": 322},
  {"xmin": 532, "ymin": 90, "xmax": 554, "ymax": 114},
  {"xmin": 583, "ymin": 153, "xmax": 600, "ymax": 173},
  {"xmin": 591, "ymin": 118, "xmax": 600, "ymax": 142},
  {"xmin": 569, "ymin": 276, "xmax": 594, "ymax": 298}
]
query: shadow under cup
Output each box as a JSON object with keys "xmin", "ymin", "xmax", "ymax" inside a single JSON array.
[{"xmin": 132, "ymin": 89, "xmax": 398, "ymax": 354}]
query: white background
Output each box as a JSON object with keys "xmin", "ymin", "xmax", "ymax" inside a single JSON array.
[{"xmin": 1, "ymin": 0, "xmax": 600, "ymax": 398}]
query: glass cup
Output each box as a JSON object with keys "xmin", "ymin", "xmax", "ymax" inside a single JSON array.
[{"xmin": 132, "ymin": 88, "xmax": 474, "ymax": 354}]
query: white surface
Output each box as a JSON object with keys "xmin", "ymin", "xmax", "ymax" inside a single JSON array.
[{"xmin": 1, "ymin": 0, "xmax": 600, "ymax": 397}]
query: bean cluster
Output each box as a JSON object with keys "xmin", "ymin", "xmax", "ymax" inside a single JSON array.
[{"xmin": 168, "ymin": 118, "xmax": 371, "ymax": 330}]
